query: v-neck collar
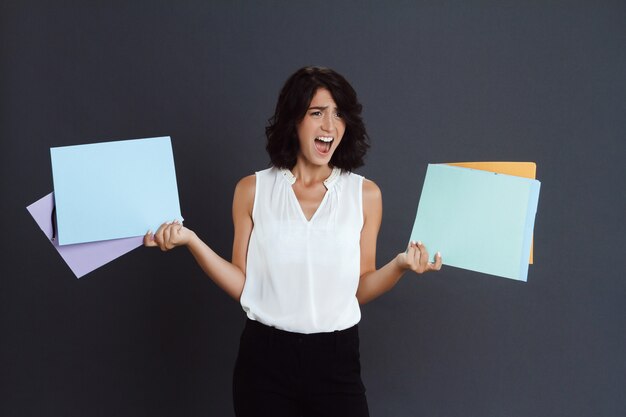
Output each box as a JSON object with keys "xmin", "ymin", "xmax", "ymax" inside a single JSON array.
[{"xmin": 279, "ymin": 167, "xmax": 341, "ymax": 223}]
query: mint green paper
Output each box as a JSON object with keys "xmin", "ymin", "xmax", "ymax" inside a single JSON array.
[{"xmin": 410, "ymin": 164, "xmax": 540, "ymax": 281}]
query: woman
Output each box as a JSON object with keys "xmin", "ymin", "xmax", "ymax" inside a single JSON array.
[{"xmin": 145, "ymin": 66, "xmax": 442, "ymax": 416}]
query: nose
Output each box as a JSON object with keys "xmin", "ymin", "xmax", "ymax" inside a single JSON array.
[{"xmin": 321, "ymin": 113, "xmax": 334, "ymax": 131}]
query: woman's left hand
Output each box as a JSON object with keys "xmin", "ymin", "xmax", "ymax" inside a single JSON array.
[{"xmin": 395, "ymin": 241, "xmax": 442, "ymax": 274}]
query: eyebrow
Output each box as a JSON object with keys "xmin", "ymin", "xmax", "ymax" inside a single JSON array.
[{"xmin": 308, "ymin": 105, "xmax": 338, "ymax": 111}]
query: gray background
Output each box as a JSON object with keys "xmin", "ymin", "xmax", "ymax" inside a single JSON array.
[{"xmin": 1, "ymin": 1, "xmax": 625, "ymax": 416}]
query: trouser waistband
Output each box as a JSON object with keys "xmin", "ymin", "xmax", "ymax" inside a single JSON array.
[{"xmin": 243, "ymin": 318, "xmax": 359, "ymax": 348}]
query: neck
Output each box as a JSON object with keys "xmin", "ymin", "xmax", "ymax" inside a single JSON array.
[{"xmin": 291, "ymin": 159, "xmax": 333, "ymax": 187}]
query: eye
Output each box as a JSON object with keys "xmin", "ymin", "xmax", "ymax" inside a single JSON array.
[
  {"xmin": 334, "ymin": 111, "xmax": 343, "ymax": 119},
  {"xmin": 310, "ymin": 111, "xmax": 322, "ymax": 117}
]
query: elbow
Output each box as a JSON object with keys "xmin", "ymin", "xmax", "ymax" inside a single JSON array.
[
  {"xmin": 231, "ymin": 279, "xmax": 246, "ymax": 303},
  {"xmin": 355, "ymin": 286, "xmax": 372, "ymax": 305}
]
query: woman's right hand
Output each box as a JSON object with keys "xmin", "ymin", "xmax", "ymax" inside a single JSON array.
[{"xmin": 144, "ymin": 220, "xmax": 195, "ymax": 251}]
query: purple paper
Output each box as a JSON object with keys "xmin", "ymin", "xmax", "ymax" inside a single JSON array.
[{"xmin": 26, "ymin": 192, "xmax": 143, "ymax": 278}]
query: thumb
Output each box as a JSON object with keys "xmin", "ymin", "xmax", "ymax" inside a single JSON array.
[{"xmin": 144, "ymin": 230, "xmax": 158, "ymax": 247}]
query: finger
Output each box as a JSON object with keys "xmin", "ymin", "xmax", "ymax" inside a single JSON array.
[
  {"xmin": 174, "ymin": 221, "xmax": 184, "ymax": 239},
  {"xmin": 407, "ymin": 241, "xmax": 419, "ymax": 262},
  {"xmin": 430, "ymin": 251, "xmax": 443, "ymax": 271},
  {"xmin": 417, "ymin": 241, "xmax": 429, "ymax": 267},
  {"xmin": 154, "ymin": 222, "xmax": 169, "ymax": 251},
  {"xmin": 162, "ymin": 223, "xmax": 173, "ymax": 250},
  {"xmin": 144, "ymin": 230, "xmax": 157, "ymax": 247},
  {"xmin": 167, "ymin": 221, "xmax": 183, "ymax": 246},
  {"xmin": 153, "ymin": 222, "xmax": 168, "ymax": 241}
]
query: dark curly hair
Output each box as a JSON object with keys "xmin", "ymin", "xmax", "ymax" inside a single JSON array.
[{"xmin": 265, "ymin": 66, "xmax": 370, "ymax": 171}]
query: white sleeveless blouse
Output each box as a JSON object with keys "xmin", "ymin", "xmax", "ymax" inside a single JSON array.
[{"xmin": 240, "ymin": 166, "xmax": 364, "ymax": 334}]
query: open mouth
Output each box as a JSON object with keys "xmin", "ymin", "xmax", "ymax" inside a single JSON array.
[{"xmin": 314, "ymin": 136, "xmax": 333, "ymax": 154}]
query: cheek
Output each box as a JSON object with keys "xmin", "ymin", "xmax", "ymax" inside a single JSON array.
[
  {"xmin": 337, "ymin": 123, "xmax": 347, "ymax": 141},
  {"xmin": 295, "ymin": 125, "xmax": 307, "ymax": 145},
  {"xmin": 297, "ymin": 121, "xmax": 314, "ymax": 140},
  {"xmin": 335, "ymin": 134, "xmax": 345, "ymax": 150}
]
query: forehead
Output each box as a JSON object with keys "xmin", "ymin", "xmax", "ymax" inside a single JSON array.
[{"xmin": 309, "ymin": 88, "xmax": 337, "ymax": 107}]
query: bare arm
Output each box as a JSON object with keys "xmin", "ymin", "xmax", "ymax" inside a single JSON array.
[
  {"xmin": 144, "ymin": 175, "xmax": 256, "ymax": 301},
  {"xmin": 356, "ymin": 179, "xmax": 442, "ymax": 305}
]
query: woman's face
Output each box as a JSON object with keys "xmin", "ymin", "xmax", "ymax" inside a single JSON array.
[{"xmin": 296, "ymin": 88, "xmax": 346, "ymax": 167}]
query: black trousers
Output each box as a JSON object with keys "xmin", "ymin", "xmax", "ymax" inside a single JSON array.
[{"xmin": 233, "ymin": 319, "xmax": 370, "ymax": 417}]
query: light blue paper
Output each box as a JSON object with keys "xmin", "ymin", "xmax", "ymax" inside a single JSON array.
[
  {"xmin": 410, "ymin": 164, "xmax": 540, "ymax": 281},
  {"xmin": 51, "ymin": 136, "xmax": 183, "ymax": 245}
]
